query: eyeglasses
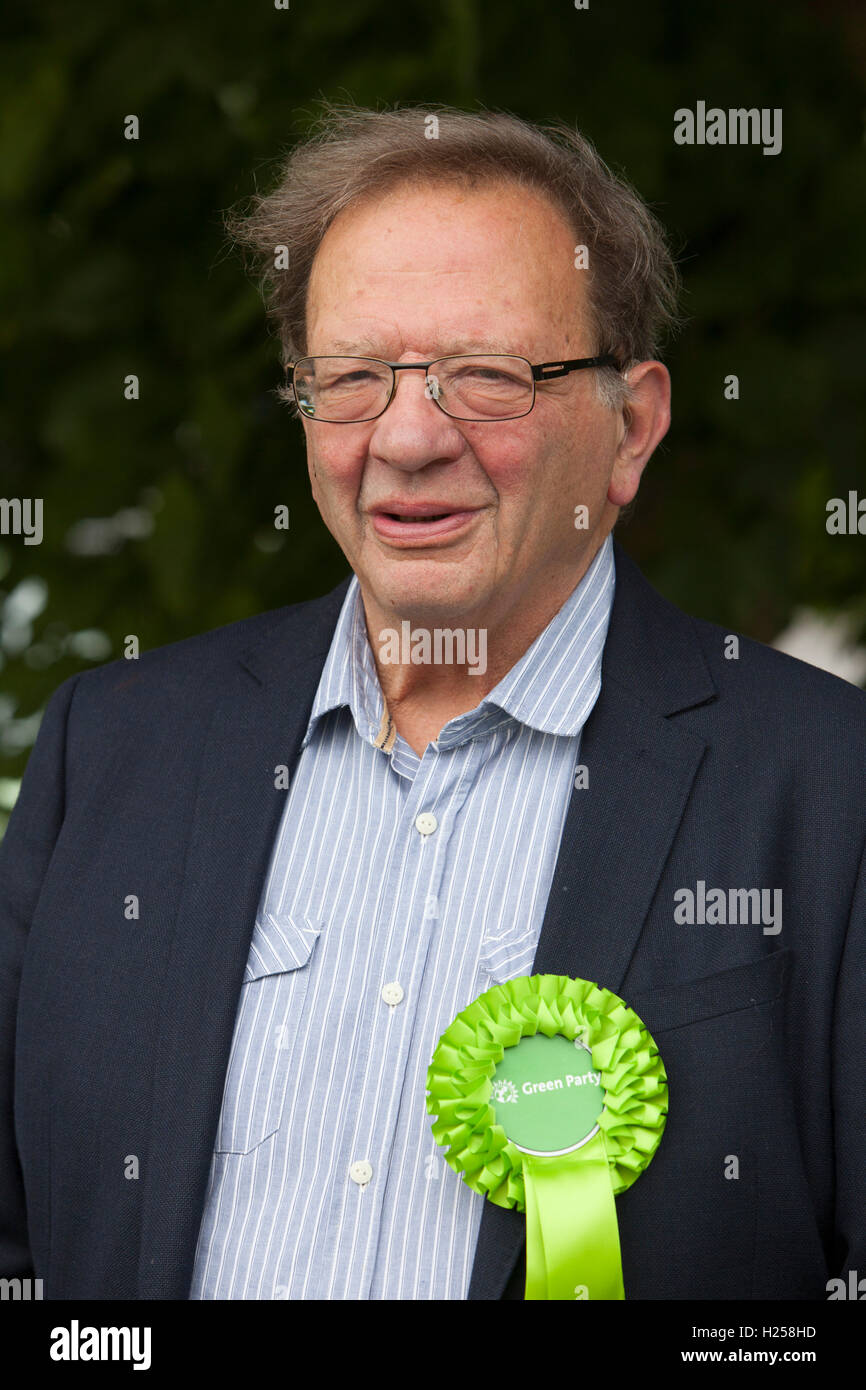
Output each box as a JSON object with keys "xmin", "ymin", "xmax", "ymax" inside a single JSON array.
[{"xmin": 284, "ymin": 352, "xmax": 622, "ymax": 423}]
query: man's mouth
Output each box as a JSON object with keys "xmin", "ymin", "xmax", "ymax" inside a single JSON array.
[{"xmin": 369, "ymin": 507, "xmax": 481, "ymax": 542}]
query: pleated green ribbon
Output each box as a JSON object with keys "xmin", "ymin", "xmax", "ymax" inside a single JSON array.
[{"xmin": 426, "ymin": 974, "xmax": 667, "ymax": 1300}]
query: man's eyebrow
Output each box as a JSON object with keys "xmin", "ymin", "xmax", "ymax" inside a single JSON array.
[
  {"xmin": 326, "ymin": 338, "xmax": 381, "ymax": 354},
  {"xmin": 323, "ymin": 337, "xmax": 523, "ymax": 357}
]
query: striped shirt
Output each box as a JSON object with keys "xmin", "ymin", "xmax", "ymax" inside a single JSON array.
[{"xmin": 189, "ymin": 532, "xmax": 615, "ymax": 1299}]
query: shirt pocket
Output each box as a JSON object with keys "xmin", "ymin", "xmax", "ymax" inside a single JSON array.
[
  {"xmin": 214, "ymin": 911, "xmax": 322, "ymax": 1155},
  {"xmin": 478, "ymin": 921, "xmax": 539, "ymax": 987}
]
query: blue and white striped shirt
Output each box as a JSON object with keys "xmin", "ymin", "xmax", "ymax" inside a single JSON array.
[{"xmin": 189, "ymin": 533, "xmax": 615, "ymax": 1299}]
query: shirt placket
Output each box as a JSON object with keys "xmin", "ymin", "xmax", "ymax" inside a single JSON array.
[{"xmin": 332, "ymin": 732, "xmax": 481, "ymax": 1299}]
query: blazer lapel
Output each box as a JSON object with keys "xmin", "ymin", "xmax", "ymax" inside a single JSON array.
[
  {"xmin": 137, "ymin": 579, "xmax": 350, "ymax": 1298},
  {"xmin": 468, "ymin": 542, "xmax": 717, "ymax": 1299}
]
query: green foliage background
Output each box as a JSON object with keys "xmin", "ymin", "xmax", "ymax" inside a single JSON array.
[{"xmin": 1, "ymin": 0, "xmax": 864, "ymax": 831}]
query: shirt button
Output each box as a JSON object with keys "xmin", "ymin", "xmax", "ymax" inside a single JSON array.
[
  {"xmin": 382, "ymin": 981, "xmax": 404, "ymax": 1006},
  {"xmin": 415, "ymin": 811, "xmax": 438, "ymax": 836},
  {"xmin": 349, "ymin": 1160, "xmax": 373, "ymax": 1187}
]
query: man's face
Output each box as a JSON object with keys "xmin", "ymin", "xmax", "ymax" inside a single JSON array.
[{"xmin": 301, "ymin": 179, "xmax": 626, "ymax": 630}]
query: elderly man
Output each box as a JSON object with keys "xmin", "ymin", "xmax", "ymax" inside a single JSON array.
[{"xmin": 1, "ymin": 104, "xmax": 864, "ymax": 1302}]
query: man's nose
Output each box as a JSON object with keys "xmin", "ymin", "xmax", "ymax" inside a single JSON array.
[{"xmin": 368, "ymin": 368, "xmax": 465, "ymax": 471}]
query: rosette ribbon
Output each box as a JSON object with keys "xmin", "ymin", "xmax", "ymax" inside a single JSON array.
[{"xmin": 426, "ymin": 973, "xmax": 667, "ymax": 1300}]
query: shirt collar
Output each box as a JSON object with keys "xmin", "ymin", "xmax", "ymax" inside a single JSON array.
[{"xmin": 302, "ymin": 532, "xmax": 615, "ymax": 751}]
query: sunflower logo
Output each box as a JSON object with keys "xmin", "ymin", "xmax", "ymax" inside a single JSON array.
[{"xmin": 491, "ymin": 1078, "xmax": 519, "ymax": 1105}]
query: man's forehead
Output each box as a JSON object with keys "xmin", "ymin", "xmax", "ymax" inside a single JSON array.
[
  {"xmin": 309, "ymin": 180, "xmax": 579, "ymax": 286},
  {"xmin": 326, "ymin": 175, "xmax": 570, "ymax": 235},
  {"xmin": 305, "ymin": 182, "xmax": 590, "ymax": 353}
]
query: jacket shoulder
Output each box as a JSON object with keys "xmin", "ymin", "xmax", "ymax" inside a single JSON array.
[
  {"xmin": 689, "ymin": 610, "xmax": 866, "ymax": 725},
  {"xmin": 612, "ymin": 541, "xmax": 866, "ymax": 726},
  {"xmin": 65, "ymin": 576, "xmax": 353, "ymax": 706}
]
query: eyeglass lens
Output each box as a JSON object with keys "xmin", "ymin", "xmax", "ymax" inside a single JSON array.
[{"xmin": 292, "ymin": 356, "xmax": 535, "ymax": 421}]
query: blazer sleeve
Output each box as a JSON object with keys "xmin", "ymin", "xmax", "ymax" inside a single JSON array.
[
  {"xmin": 832, "ymin": 828, "xmax": 866, "ymax": 1277},
  {"xmin": 0, "ymin": 672, "xmax": 81, "ymax": 1278}
]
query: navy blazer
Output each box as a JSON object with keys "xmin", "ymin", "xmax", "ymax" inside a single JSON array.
[{"xmin": 1, "ymin": 541, "xmax": 864, "ymax": 1300}]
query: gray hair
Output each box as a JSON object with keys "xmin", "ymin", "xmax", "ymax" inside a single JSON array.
[{"xmin": 225, "ymin": 101, "xmax": 681, "ymax": 412}]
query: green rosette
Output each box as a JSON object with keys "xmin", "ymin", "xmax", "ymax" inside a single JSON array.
[{"xmin": 426, "ymin": 973, "xmax": 668, "ymax": 1300}]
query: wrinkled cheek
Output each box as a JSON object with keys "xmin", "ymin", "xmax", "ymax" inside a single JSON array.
[
  {"xmin": 308, "ymin": 455, "xmax": 365, "ymax": 536},
  {"xmin": 311, "ymin": 437, "xmax": 367, "ymax": 486}
]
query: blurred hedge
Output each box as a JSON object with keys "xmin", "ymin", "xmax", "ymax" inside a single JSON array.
[{"xmin": 1, "ymin": 0, "xmax": 864, "ymax": 822}]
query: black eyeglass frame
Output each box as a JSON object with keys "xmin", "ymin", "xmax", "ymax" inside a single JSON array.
[{"xmin": 283, "ymin": 352, "xmax": 623, "ymax": 423}]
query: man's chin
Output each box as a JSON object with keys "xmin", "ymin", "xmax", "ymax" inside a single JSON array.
[{"xmin": 368, "ymin": 576, "xmax": 489, "ymax": 627}]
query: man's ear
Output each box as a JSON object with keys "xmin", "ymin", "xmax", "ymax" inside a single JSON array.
[{"xmin": 607, "ymin": 361, "xmax": 671, "ymax": 508}]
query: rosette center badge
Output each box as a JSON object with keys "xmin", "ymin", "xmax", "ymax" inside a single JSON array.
[{"xmin": 490, "ymin": 1034, "xmax": 604, "ymax": 1156}]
